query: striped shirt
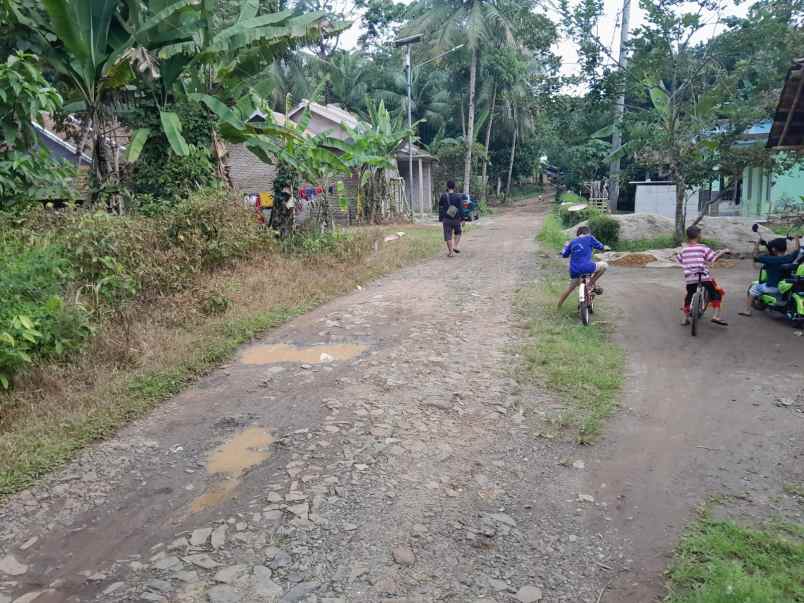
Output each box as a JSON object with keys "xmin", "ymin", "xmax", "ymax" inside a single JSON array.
[{"xmin": 677, "ymin": 243, "xmax": 717, "ymax": 284}]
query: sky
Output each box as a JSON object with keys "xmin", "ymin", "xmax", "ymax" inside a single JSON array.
[{"xmin": 338, "ymin": 0, "xmax": 752, "ymax": 81}]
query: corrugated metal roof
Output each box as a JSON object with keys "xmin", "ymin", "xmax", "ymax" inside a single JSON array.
[
  {"xmin": 288, "ymin": 100, "xmax": 362, "ymax": 130},
  {"xmin": 32, "ymin": 121, "xmax": 92, "ymax": 164},
  {"xmin": 768, "ymin": 58, "xmax": 804, "ymax": 148}
]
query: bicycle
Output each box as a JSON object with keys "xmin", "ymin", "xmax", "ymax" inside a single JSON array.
[
  {"xmin": 689, "ymin": 271, "xmax": 710, "ymax": 337},
  {"xmin": 578, "ymin": 272, "xmax": 596, "ymax": 326}
]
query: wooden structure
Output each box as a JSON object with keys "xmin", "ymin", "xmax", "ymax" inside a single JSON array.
[
  {"xmin": 768, "ymin": 58, "xmax": 804, "ymax": 149},
  {"xmin": 583, "ymin": 180, "xmax": 610, "ymax": 212}
]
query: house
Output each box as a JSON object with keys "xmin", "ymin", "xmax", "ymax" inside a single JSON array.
[
  {"xmin": 226, "ymin": 100, "xmax": 434, "ymax": 222},
  {"xmin": 768, "ymin": 58, "xmax": 804, "ymax": 150},
  {"xmin": 31, "ymin": 121, "xmax": 91, "ymax": 201},
  {"xmin": 396, "ymin": 142, "xmax": 436, "ymax": 214}
]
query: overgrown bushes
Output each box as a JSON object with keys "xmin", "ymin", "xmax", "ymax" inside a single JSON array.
[
  {"xmin": 587, "ymin": 214, "xmax": 620, "ymax": 246},
  {"xmin": 0, "ymin": 190, "xmax": 268, "ymax": 387}
]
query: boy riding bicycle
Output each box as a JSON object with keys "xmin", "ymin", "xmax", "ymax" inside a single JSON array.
[
  {"xmin": 676, "ymin": 226, "xmax": 730, "ymax": 326},
  {"xmin": 557, "ymin": 225, "xmax": 608, "ymax": 309}
]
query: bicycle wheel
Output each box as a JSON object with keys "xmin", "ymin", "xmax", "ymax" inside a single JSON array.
[
  {"xmin": 580, "ymin": 301, "xmax": 591, "ymax": 325},
  {"xmin": 690, "ymin": 291, "xmax": 702, "ymax": 336}
]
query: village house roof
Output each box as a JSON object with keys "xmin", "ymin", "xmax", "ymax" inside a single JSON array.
[
  {"xmin": 396, "ymin": 141, "xmax": 436, "ymax": 162},
  {"xmin": 768, "ymin": 58, "xmax": 804, "ymax": 149},
  {"xmin": 32, "ymin": 121, "xmax": 92, "ymax": 165}
]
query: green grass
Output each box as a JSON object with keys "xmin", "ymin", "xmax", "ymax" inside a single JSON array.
[
  {"xmin": 520, "ymin": 221, "xmax": 624, "ymax": 442},
  {"xmin": 537, "ymin": 211, "xmax": 567, "ymax": 252},
  {"xmin": 666, "ymin": 518, "xmax": 804, "ymax": 603},
  {"xmin": 559, "ymin": 191, "xmax": 586, "ymax": 204},
  {"xmin": 783, "ymin": 483, "xmax": 804, "ymax": 498}
]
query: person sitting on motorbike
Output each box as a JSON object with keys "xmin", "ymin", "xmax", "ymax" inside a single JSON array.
[
  {"xmin": 740, "ymin": 234, "xmax": 801, "ymax": 317},
  {"xmin": 557, "ymin": 225, "xmax": 608, "ymax": 310}
]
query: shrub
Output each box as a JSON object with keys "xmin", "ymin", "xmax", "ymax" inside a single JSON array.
[
  {"xmin": 588, "ymin": 214, "xmax": 620, "ymax": 247},
  {"xmin": 559, "ymin": 204, "xmax": 601, "ymax": 228}
]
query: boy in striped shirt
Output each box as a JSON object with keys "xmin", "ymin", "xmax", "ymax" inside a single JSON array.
[{"xmin": 676, "ymin": 226, "xmax": 730, "ymax": 326}]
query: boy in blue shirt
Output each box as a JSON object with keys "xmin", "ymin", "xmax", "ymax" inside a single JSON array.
[{"xmin": 557, "ymin": 226, "xmax": 609, "ymax": 309}]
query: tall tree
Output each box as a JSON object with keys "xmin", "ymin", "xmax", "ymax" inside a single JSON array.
[{"xmin": 407, "ymin": 0, "xmax": 514, "ymax": 195}]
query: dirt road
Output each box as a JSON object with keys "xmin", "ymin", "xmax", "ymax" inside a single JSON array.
[
  {"xmin": 585, "ymin": 261, "xmax": 804, "ymax": 601},
  {"xmin": 0, "ymin": 199, "xmax": 801, "ymax": 603}
]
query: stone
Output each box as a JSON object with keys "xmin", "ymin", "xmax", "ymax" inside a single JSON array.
[
  {"xmin": 515, "ymin": 586, "xmax": 543, "ymax": 603},
  {"xmin": 13, "ymin": 593, "xmax": 55, "ymax": 603},
  {"xmin": 572, "ymin": 460, "xmax": 585, "ymax": 470},
  {"xmin": 487, "ymin": 578, "xmax": 509, "ymax": 592},
  {"xmin": 287, "ymin": 503, "xmax": 308, "ymax": 518},
  {"xmin": 568, "ymin": 535, "xmax": 578, "ymax": 543},
  {"xmin": 190, "ymin": 528, "xmax": 214, "ymax": 547},
  {"xmin": 211, "ymin": 525, "xmax": 227, "ymax": 550},
  {"xmin": 146, "ymin": 579, "xmax": 173, "ymax": 593},
  {"xmin": 776, "ymin": 398, "xmax": 794, "ymax": 407},
  {"xmin": 268, "ymin": 550, "xmax": 291, "ymax": 570},
  {"xmin": 153, "ymin": 556, "xmax": 182, "ymax": 571},
  {"xmin": 0, "ymin": 594, "xmax": 10, "ymax": 603},
  {"xmin": 263, "ymin": 510, "xmax": 283, "ymax": 522},
  {"xmin": 140, "ymin": 594, "xmax": 166, "ymax": 603},
  {"xmin": 207, "ymin": 585, "xmax": 242, "ymax": 603},
  {"xmin": 577, "ymin": 494, "xmax": 595, "ymax": 503},
  {"xmin": 279, "ymin": 581, "xmax": 320, "ymax": 603},
  {"xmin": 342, "ymin": 523, "xmax": 358, "ymax": 532},
  {"xmin": 488, "ymin": 513, "xmax": 517, "ymax": 527},
  {"xmin": 103, "ymin": 582, "xmax": 126, "ymax": 595},
  {"xmin": 392, "ymin": 546, "xmax": 415, "ymax": 566},
  {"xmin": 0, "ymin": 555, "xmax": 28, "ymax": 576},
  {"xmin": 214, "ymin": 565, "xmax": 249, "ymax": 584},
  {"xmin": 19, "ymin": 538, "xmax": 38, "ymax": 552},
  {"xmin": 266, "ymin": 492, "xmax": 283, "ymax": 504},
  {"xmin": 167, "ymin": 537, "xmax": 189, "ymax": 552},
  {"xmin": 253, "ymin": 566, "xmax": 282, "ymax": 598},
  {"xmin": 185, "ymin": 554, "xmax": 220, "ymax": 569},
  {"xmin": 175, "ymin": 570, "xmax": 200, "ymax": 583}
]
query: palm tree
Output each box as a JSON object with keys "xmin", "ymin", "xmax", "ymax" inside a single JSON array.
[{"xmin": 407, "ymin": 0, "xmax": 513, "ymax": 195}]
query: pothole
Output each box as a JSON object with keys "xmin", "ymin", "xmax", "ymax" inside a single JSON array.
[
  {"xmin": 191, "ymin": 426, "xmax": 273, "ymax": 512},
  {"xmin": 240, "ymin": 343, "xmax": 367, "ymax": 365}
]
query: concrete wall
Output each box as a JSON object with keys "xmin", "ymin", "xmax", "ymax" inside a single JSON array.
[
  {"xmin": 634, "ymin": 184, "xmax": 695, "ymax": 219},
  {"xmin": 398, "ymin": 158, "xmax": 434, "ymax": 213},
  {"xmin": 740, "ymin": 162, "xmax": 804, "ymax": 217}
]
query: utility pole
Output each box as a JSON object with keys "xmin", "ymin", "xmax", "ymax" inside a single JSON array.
[
  {"xmin": 608, "ymin": 0, "xmax": 631, "ymax": 213},
  {"xmin": 394, "ymin": 34, "xmax": 423, "ymax": 216}
]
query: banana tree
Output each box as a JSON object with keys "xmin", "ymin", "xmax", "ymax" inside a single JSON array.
[
  {"xmin": 343, "ymin": 99, "xmax": 416, "ymax": 222},
  {"xmin": 124, "ymin": 0, "xmax": 348, "ymax": 183}
]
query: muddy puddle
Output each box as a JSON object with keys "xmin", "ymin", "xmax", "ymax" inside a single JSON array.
[
  {"xmin": 191, "ymin": 426, "xmax": 273, "ymax": 512},
  {"xmin": 241, "ymin": 343, "xmax": 366, "ymax": 365}
]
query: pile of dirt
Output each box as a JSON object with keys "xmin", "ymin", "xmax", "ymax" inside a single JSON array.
[{"xmin": 611, "ymin": 253, "xmax": 658, "ymax": 267}]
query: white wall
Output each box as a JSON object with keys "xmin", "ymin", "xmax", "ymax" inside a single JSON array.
[{"xmin": 634, "ymin": 184, "xmax": 697, "ymax": 219}]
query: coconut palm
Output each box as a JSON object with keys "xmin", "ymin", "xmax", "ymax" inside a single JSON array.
[{"xmin": 407, "ymin": 0, "xmax": 513, "ymax": 195}]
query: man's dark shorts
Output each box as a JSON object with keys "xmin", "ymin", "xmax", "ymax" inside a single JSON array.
[{"xmin": 442, "ymin": 219, "xmax": 462, "ymax": 241}]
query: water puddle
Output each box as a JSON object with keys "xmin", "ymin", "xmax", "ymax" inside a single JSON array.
[
  {"xmin": 241, "ymin": 343, "xmax": 366, "ymax": 365},
  {"xmin": 190, "ymin": 426, "xmax": 273, "ymax": 513}
]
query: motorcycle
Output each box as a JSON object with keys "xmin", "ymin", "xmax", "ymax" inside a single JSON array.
[{"xmin": 748, "ymin": 224, "xmax": 804, "ymax": 329}]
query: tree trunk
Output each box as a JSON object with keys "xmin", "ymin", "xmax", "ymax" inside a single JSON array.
[
  {"xmin": 481, "ymin": 83, "xmax": 497, "ymax": 203},
  {"xmin": 673, "ymin": 168, "xmax": 687, "ymax": 243},
  {"xmin": 463, "ymin": 46, "xmax": 478, "ymax": 195},
  {"xmin": 506, "ymin": 107, "xmax": 518, "ymax": 197}
]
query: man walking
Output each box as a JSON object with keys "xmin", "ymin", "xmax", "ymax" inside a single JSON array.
[{"xmin": 438, "ymin": 180, "xmax": 463, "ymax": 257}]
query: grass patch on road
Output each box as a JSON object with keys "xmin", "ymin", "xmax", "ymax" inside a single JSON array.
[
  {"xmin": 519, "ymin": 221, "xmax": 624, "ymax": 442},
  {"xmin": 536, "ymin": 211, "xmax": 567, "ymax": 252},
  {"xmin": 0, "ymin": 225, "xmax": 442, "ymax": 499},
  {"xmin": 666, "ymin": 518, "xmax": 804, "ymax": 603}
]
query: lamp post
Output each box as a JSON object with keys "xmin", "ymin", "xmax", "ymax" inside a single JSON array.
[{"xmin": 394, "ymin": 34, "xmax": 423, "ymax": 216}]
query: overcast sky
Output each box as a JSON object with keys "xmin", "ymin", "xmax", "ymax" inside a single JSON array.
[{"xmin": 338, "ymin": 0, "xmax": 752, "ymax": 80}]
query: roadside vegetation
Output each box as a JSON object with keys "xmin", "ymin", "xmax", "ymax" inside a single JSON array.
[
  {"xmin": 521, "ymin": 213, "xmax": 624, "ymax": 443},
  {"xmin": 666, "ymin": 518, "xmax": 804, "ymax": 602},
  {"xmin": 0, "ymin": 194, "xmax": 441, "ymax": 497}
]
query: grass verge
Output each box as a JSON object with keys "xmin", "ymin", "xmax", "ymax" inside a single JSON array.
[
  {"xmin": 520, "ymin": 219, "xmax": 624, "ymax": 443},
  {"xmin": 0, "ymin": 225, "xmax": 442, "ymax": 498},
  {"xmin": 613, "ymin": 236, "xmax": 724, "ymax": 252},
  {"xmin": 536, "ymin": 211, "xmax": 566, "ymax": 252},
  {"xmin": 666, "ymin": 518, "xmax": 804, "ymax": 602}
]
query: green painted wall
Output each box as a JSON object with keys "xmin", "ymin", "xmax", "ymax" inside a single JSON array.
[{"xmin": 740, "ymin": 162, "xmax": 804, "ymax": 217}]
